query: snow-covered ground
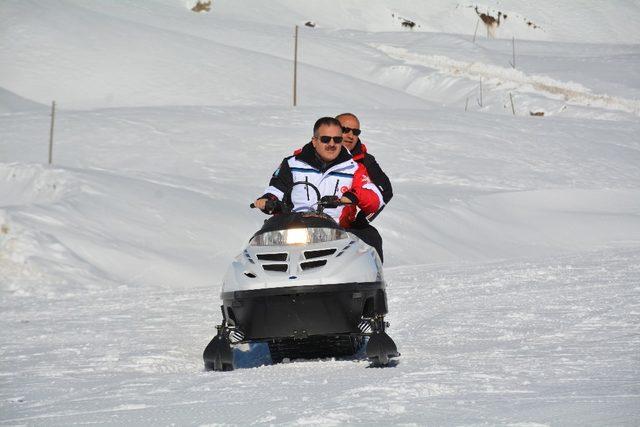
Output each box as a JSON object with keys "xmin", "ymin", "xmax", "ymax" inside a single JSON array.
[
  {"xmin": 2, "ymin": 248, "xmax": 638, "ymax": 425},
  {"xmin": 1, "ymin": 1, "xmax": 639, "ymax": 424}
]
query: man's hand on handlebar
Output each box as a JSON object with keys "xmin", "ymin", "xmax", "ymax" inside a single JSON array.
[
  {"xmin": 252, "ymin": 187, "xmax": 355, "ymax": 215},
  {"xmin": 339, "ymin": 196, "xmax": 354, "ymax": 204},
  {"xmin": 318, "ymin": 195, "xmax": 355, "ymax": 209},
  {"xmin": 253, "ymin": 198, "xmax": 268, "ymax": 211},
  {"xmin": 252, "ymin": 198, "xmax": 283, "ymax": 214}
]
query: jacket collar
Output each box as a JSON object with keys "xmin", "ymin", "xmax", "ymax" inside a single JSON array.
[
  {"xmin": 350, "ymin": 140, "xmax": 368, "ymax": 161},
  {"xmin": 295, "ymin": 141, "xmax": 352, "ymax": 172}
]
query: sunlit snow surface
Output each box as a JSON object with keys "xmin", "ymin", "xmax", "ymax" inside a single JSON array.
[
  {"xmin": 1, "ymin": 0, "xmax": 640, "ymax": 425},
  {"xmin": 2, "ymin": 248, "xmax": 638, "ymax": 425}
]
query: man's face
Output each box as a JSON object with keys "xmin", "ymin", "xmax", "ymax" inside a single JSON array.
[
  {"xmin": 338, "ymin": 115, "xmax": 361, "ymax": 152},
  {"xmin": 312, "ymin": 124, "xmax": 343, "ymax": 162}
]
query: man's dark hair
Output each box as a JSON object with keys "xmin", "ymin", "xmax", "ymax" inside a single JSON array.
[{"xmin": 313, "ymin": 117, "xmax": 342, "ymax": 135}]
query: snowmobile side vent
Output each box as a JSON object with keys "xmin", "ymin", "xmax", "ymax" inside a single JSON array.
[
  {"xmin": 303, "ymin": 248, "xmax": 337, "ymax": 259},
  {"xmin": 243, "ymin": 250, "xmax": 255, "ymax": 264},
  {"xmin": 336, "ymin": 241, "xmax": 355, "ymax": 257},
  {"xmin": 262, "ymin": 263, "xmax": 288, "ymax": 272},
  {"xmin": 339, "ymin": 240, "xmax": 355, "ymax": 252},
  {"xmin": 256, "ymin": 253, "xmax": 288, "ymax": 262},
  {"xmin": 300, "ymin": 259, "xmax": 327, "ymax": 270}
]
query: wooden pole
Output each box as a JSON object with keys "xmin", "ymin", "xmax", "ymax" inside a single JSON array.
[
  {"xmin": 49, "ymin": 101, "xmax": 56, "ymax": 165},
  {"xmin": 511, "ymin": 36, "xmax": 516, "ymax": 68},
  {"xmin": 293, "ymin": 25, "xmax": 298, "ymax": 107},
  {"xmin": 472, "ymin": 18, "xmax": 480, "ymax": 43},
  {"xmin": 509, "ymin": 92, "xmax": 516, "ymax": 115}
]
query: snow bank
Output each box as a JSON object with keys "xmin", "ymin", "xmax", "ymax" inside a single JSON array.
[
  {"xmin": 188, "ymin": 0, "xmax": 640, "ymax": 43},
  {"xmin": 0, "ymin": 88, "xmax": 47, "ymax": 114},
  {"xmin": 375, "ymin": 44, "xmax": 640, "ymax": 117},
  {"xmin": 2, "ymin": 1, "xmax": 639, "ymax": 116},
  {"xmin": 0, "ymin": 1, "xmax": 431, "ymax": 110}
]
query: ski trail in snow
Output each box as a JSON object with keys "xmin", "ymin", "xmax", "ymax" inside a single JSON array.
[{"xmin": 374, "ymin": 44, "xmax": 640, "ymax": 116}]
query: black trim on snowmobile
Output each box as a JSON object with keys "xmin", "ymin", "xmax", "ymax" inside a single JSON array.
[
  {"xmin": 221, "ymin": 281, "xmax": 385, "ymax": 299},
  {"xmin": 221, "ymin": 282, "xmax": 388, "ymax": 341}
]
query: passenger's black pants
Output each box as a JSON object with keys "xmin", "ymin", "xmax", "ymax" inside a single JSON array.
[{"xmin": 348, "ymin": 223, "xmax": 384, "ymax": 263}]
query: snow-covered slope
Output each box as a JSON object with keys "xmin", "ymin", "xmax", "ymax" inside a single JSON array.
[
  {"xmin": 2, "ymin": 106, "xmax": 638, "ymax": 290},
  {"xmin": 82, "ymin": 0, "xmax": 640, "ymax": 43},
  {"xmin": 2, "ymin": 1, "xmax": 639, "ymax": 118},
  {"xmin": 1, "ymin": 1, "xmax": 639, "ymax": 424},
  {"xmin": 0, "ymin": 88, "xmax": 46, "ymax": 114},
  {"xmin": 1, "ymin": 1, "xmax": 436, "ymax": 110}
]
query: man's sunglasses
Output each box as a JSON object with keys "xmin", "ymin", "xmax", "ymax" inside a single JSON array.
[
  {"xmin": 317, "ymin": 136, "xmax": 343, "ymax": 144},
  {"xmin": 341, "ymin": 126, "xmax": 361, "ymax": 136}
]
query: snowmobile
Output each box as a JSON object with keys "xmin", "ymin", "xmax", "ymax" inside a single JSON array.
[{"xmin": 203, "ymin": 182, "xmax": 399, "ymax": 371}]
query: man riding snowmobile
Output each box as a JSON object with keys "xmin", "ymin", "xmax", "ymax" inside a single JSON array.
[
  {"xmin": 254, "ymin": 117, "xmax": 385, "ymax": 257},
  {"xmin": 202, "ymin": 117, "xmax": 399, "ymax": 371}
]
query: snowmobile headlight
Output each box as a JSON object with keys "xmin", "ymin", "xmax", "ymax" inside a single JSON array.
[
  {"xmin": 286, "ymin": 228, "xmax": 308, "ymax": 245},
  {"xmin": 250, "ymin": 227, "xmax": 348, "ymax": 246}
]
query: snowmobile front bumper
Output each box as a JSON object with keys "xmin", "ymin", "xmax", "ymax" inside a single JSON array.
[{"xmin": 220, "ymin": 282, "xmax": 388, "ymax": 341}]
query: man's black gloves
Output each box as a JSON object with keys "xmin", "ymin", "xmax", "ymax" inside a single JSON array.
[
  {"xmin": 263, "ymin": 199, "xmax": 283, "ymax": 214},
  {"xmin": 341, "ymin": 191, "xmax": 358, "ymax": 205},
  {"xmin": 254, "ymin": 194, "xmax": 284, "ymax": 214},
  {"xmin": 319, "ymin": 195, "xmax": 341, "ymax": 209}
]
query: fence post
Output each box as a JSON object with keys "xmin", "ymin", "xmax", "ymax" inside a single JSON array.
[
  {"xmin": 509, "ymin": 36, "xmax": 516, "ymax": 68},
  {"xmin": 293, "ymin": 25, "xmax": 298, "ymax": 107},
  {"xmin": 49, "ymin": 101, "xmax": 56, "ymax": 165},
  {"xmin": 472, "ymin": 18, "xmax": 480, "ymax": 43},
  {"xmin": 509, "ymin": 92, "xmax": 516, "ymax": 115}
]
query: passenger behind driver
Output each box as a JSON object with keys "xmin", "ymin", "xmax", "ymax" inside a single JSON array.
[{"xmin": 336, "ymin": 113, "xmax": 392, "ymax": 262}]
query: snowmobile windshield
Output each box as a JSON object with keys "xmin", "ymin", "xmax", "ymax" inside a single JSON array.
[{"xmin": 249, "ymin": 212, "xmax": 348, "ymax": 246}]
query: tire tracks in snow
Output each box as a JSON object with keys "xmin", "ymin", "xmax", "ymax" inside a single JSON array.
[{"xmin": 374, "ymin": 44, "xmax": 640, "ymax": 116}]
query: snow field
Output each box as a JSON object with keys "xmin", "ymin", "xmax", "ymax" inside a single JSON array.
[
  {"xmin": 1, "ymin": 0, "xmax": 640, "ymax": 424},
  {"xmin": 3, "ymin": 1, "xmax": 640, "ymax": 120},
  {"xmin": 2, "ymin": 106, "xmax": 639, "ymax": 285},
  {"xmin": 1, "ymin": 104, "xmax": 639, "ymax": 423},
  {"xmin": 2, "ymin": 248, "xmax": 638, "ymax": 424}
]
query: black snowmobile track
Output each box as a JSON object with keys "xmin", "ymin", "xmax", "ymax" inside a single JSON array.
[{"xmin": 268, "ymin": 335, "xmax": 364, "ymax": 363}]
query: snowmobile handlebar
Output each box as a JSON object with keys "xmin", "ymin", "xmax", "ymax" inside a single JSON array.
[
  {"xmin": 252, "ymin": 181, "xmax": 352, "ymax": 214},
  {"xmin": 288, "ymin": 181, "xmax": 354, "ymax": 212},
  {"xmin": 250, "ymin": 199, "xmax": 286, "ymax": 214}
]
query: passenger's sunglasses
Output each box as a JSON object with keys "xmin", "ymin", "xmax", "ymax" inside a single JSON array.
[
  {"xmin": 341, "ymin": 126, "xmax": 361, "ymax": 136},
  {"xmin": 316, "ymin": 136, "xmax": 343, "ymax": 144}
]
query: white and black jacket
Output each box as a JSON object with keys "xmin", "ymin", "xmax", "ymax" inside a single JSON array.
[{"xmin": 261, "ymin": 142, "xmax": 384, "ymax": 228}]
